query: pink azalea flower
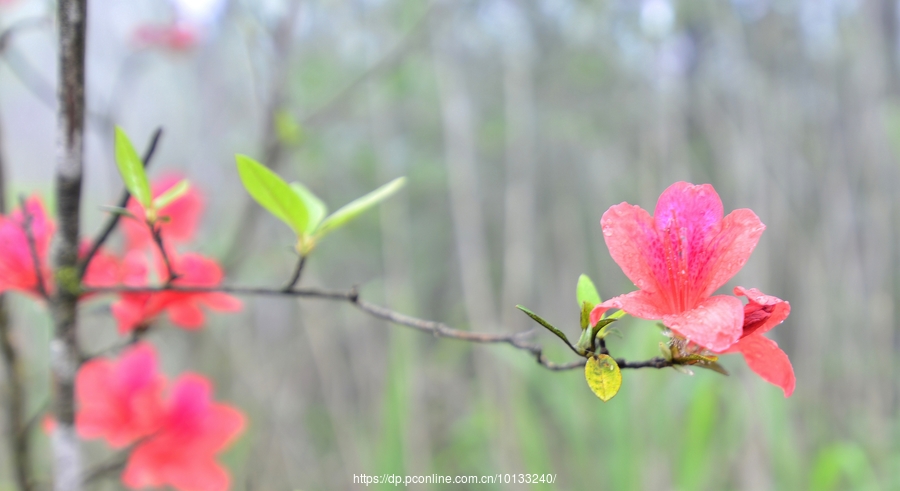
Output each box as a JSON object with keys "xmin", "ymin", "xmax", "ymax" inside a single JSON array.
[
  {"xmin": 720, "ymin": 287, "xmax": 795, "ymax": 397},
  {"xmin": 0, "ymin": 196, "xmax": 55, "ymax": 297},
  {"xmin": 75, "ymin": 343, "xmax": 167, "ymax": 447},
  {"xmin": 589, "ymin": 182, "xmax": 766, "ymax": 351},
  {"xmin": 122, "ymin": 175, "xmax": 204, "ymax": 251},
  {"xmin": 75, "ymin": 345, "xmax": 245, "ymax": 491},
  {"xmin": 111, "ymin": 250, "xmax": 242, "ymax": 333},
  {"xmin": 0, "ymin": 196, "xmax": 121, "ymax": 298},
  {"xmin": 132, "ymin": 24, "xmax": 200, "ymax": 51},
  {"xmin": 122, "ymin": 374, "xmax": 245, "ymax": 491}
]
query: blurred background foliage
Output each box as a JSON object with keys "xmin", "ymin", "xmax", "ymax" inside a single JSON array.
[{"xmin": 1, "ymin": 0, "xmax": 899, "ymax": 489}]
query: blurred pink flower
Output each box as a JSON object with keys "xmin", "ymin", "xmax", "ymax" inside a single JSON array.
[
  {"xmin": 75, "ymin": 344, "xmax": 245, "ymax": 491},
  {"xmin": 123, "ymin": 175, "xmax": 204, "ymax": 250},
  {"xmin": 0, "ymin": 196, "xmax": 55, "ymax": 297},
  {"xmin": 76, "ymin": 343, "xmax": 167, "ymax": 447},
  {"xmin": 132, "ymin": 24, "xmax": 200, "ymax": 51},
  {"xmin": 122, "ymin": 374, "xmax": 245, "ymax": 491},
  {"xmin": 111, "ymin": 250, "xmax": 241, "ymax": 333}
]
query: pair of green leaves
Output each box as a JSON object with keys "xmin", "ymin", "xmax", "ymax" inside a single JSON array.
[
  {"xmin": 235, "ymin": 155, "xmax": 406, "ymax": 256},
  {"xmin": 516, "ymin": 273, "xmax": 626, "ymax": 402},
  {"xmin": 114, "ymin": 127, "xmax": 190, "ymax": 222}
]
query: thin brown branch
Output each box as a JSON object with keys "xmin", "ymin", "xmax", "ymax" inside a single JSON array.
[
  {"xmin": 281, "ymin": 255, "xmax": 306, "ymax": 291},
  {"xmin": 79, "ymin": 451, "xmax": 128, "ymax": 486},
  {"xmin": 82, "ymin": 282, "xmax": 671, "ymax": 372},
  {"xmin": 150, "ymin": 225, "xmax": 179, "ymax": 285},
  {"xmin": 18, "ymin": 195, "xmax": 49, "ymax": 300},
  {"xmin": 78, "ymin": 128, "xmax": 162, "ymax": 278}
]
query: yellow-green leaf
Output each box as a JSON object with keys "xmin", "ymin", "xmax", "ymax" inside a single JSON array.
[
  {"xmin": 235, "ymin": 155, "xmax": 308, "ymax": 236},
  {"xmin": 585, "ymin": 354, "xmax": 622, "ymax": 402},
  {"xmin": 580, "ymin": 300, "xmax": 592, "ymax": 330},
  {"xmin": 152, "ymin": 179, "xmax": 190, "ymax": 210},
  {"xmin": 114, "ymin": 127, "xmax": 153, "ymax": 212},
  {"xmin": 515, "ymin": 305, "xmax": 571, "ymax": 346},
  {"xmin": 316, "ymin": 177, "xmax": 406, "ymax": 238},
  {"xmin": 291, "ymin": 182, "xmax": 327, "ymax": 234},
  {"xmin": 576, "ymin": 274, "xmax": 601, "ymax": 309}
]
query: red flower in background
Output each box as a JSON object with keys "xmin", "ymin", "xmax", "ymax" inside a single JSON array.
[
  {"xmin": 122, "ymin": 374, "xmax": 245, "ymax": 491},
  {"xmin": 590, "ymin": 182, "xmax": 766, "ymax": 352},
  {"xmin": 76, "ymin": 343, "xmax": 166, "ymax": 447},
  {"xmin": 718, "ymin": 287, "xmax": 795, "ymax": 397},
  {"xmin": 0, "ymin": 196, "xmax": 122, "ymax": 298},
  {"xmin": 75, "ymin": 345, "xmax": 245, "ymax": 491},
  {"xmin": 0, "ymin": 196, "xmax": 54, "ymax": 297},
  {"xmin": 123, "ymin": 175, "xmax": 203, "ymax": 250},
  {"xmin": 111, "ymin": 251, "xmax": 241, "ymax": 333},
  {"xmin": 133, "ymin": 24, "xmax": 199, "ymax": 51}
]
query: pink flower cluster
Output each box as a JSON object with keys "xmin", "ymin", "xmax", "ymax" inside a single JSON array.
[
  {"xmin": 590, "ymin": 182, "xmax": 795, "ymax": 397},
  {"xmin": 1, "ymin": 177, "xmax": 246, "ymax": 490},
  {"xmin": 0, "ymin": 177, "xmax": 242, "ymax": 331},
  {"xmin": 77, "ymin": 344, "xmax": 244, "ymax": 491}
]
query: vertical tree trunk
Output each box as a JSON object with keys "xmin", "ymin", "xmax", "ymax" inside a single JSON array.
[{"xmin": 52, "ymin": 0, "xmax": 87, "ymax": 489}]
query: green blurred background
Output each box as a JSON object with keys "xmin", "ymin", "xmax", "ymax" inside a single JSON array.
[{"xmin": 1, "ymin": 0, "xmax": 899, "ymax": 489}]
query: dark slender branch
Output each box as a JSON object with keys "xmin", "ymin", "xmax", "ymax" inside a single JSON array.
[
  {"xmin": 18, "ymin": 195, "xmax": 49, "ymax": 300},
  {"xmin": 82, "ymin": 282, "xmax": 672, "ymax": 372},
  {"xmin": 616, "ymin": 357, "xmax": 673, "ymax": 370},
  {"xmin": 281, "ymin": 255, "xmax": 306, "ymax": 291},
  {"xmin": 79, "ymin": 450, "xmax": 128, "ymax": 485},
  {"xmin": 150, "ymin": 225, "xmax": 178, "ymax": 285},
  {"xmin": 78, "ymin": 128, "xmax": 162, "ymax": 278}
]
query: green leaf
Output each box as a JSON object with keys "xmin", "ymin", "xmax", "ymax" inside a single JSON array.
[
  {"xmin": 585, "ymin": 354, "xmax": 622, "ymax": 402},
  {"xmin": 515, "ymin": 305, "xmax": 570, "ymax": 346},
  {"xmin": 290, "ymin": 182, "xmax": 328, "ymax": 234},
  {"xmin": 235, "ymin": 155, "xmax": 308, "ymax": 236},
  {"xmin": 114, "ymin": 127, "xmax": 153, "ymax": 213},
  {"xmin": 316, "ymin": 177, "xmax": 406, "ymax": 238},
  {"xmin": 580, "ymin": 301, "xmax": 592, "ymax": 330},
  {"xmin": 608, "ymin": 309, "xmax": 627, "ymax": 320},
  {"xmin": 590, "ymin": 318, "xmax": 617, "ymax": 344},
  {"xmin": 576, "ymin": 274, "xmax": 601, "ymax": 309},
  {"xmin": 152, "ymin": 179, "xmax": 189, "ymax": 210}
]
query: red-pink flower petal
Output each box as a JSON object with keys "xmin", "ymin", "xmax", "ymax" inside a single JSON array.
[
  {"xmin": 600, "ymin": 203, "xmax": 662, "ymax": 294},
  {"xmin": 0, "ymin": 195, "xmax": 55, "ymax": 297},
  {"xmin": 653, "ymin": 182, "xmax": 724, "ymax": 236},
  {"xmin": 122, "ymin": 374, "xmax": 245, "ymax": 491},
  {"xmin": 123, "ymin": 175, "xmax": 203, "ymax": 250},
  {"xmin": 699, "ymin": 210, "xmax": 765, "ymax": 298},
  {"xmin": 592, "ymin": 290, "xmax": 669, "ymax": 326},
  {"xmin": 167, "ymin": 302, "xmax": 206, "ymax": 328},
  {"xmin": 75, "ymin": 344, "xmax": 166, "ymax": 447},
  {"xmin": 728, "ymin": 334, "xmax": 795, "ymax": 397},
  {"xmin": 662, "ymin": 294, "xmax": 744, "ymax": 352},
  {"xmin": 166, "ymin": 459, "xmax": 230, "ymax": 491},
  {"xmin": 734, "ymin": 286, "xmax": 791, "ymax": 338},
  {"xmin": 200, "ymin": 292, "xmax": 242, "ymax": 312}
]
